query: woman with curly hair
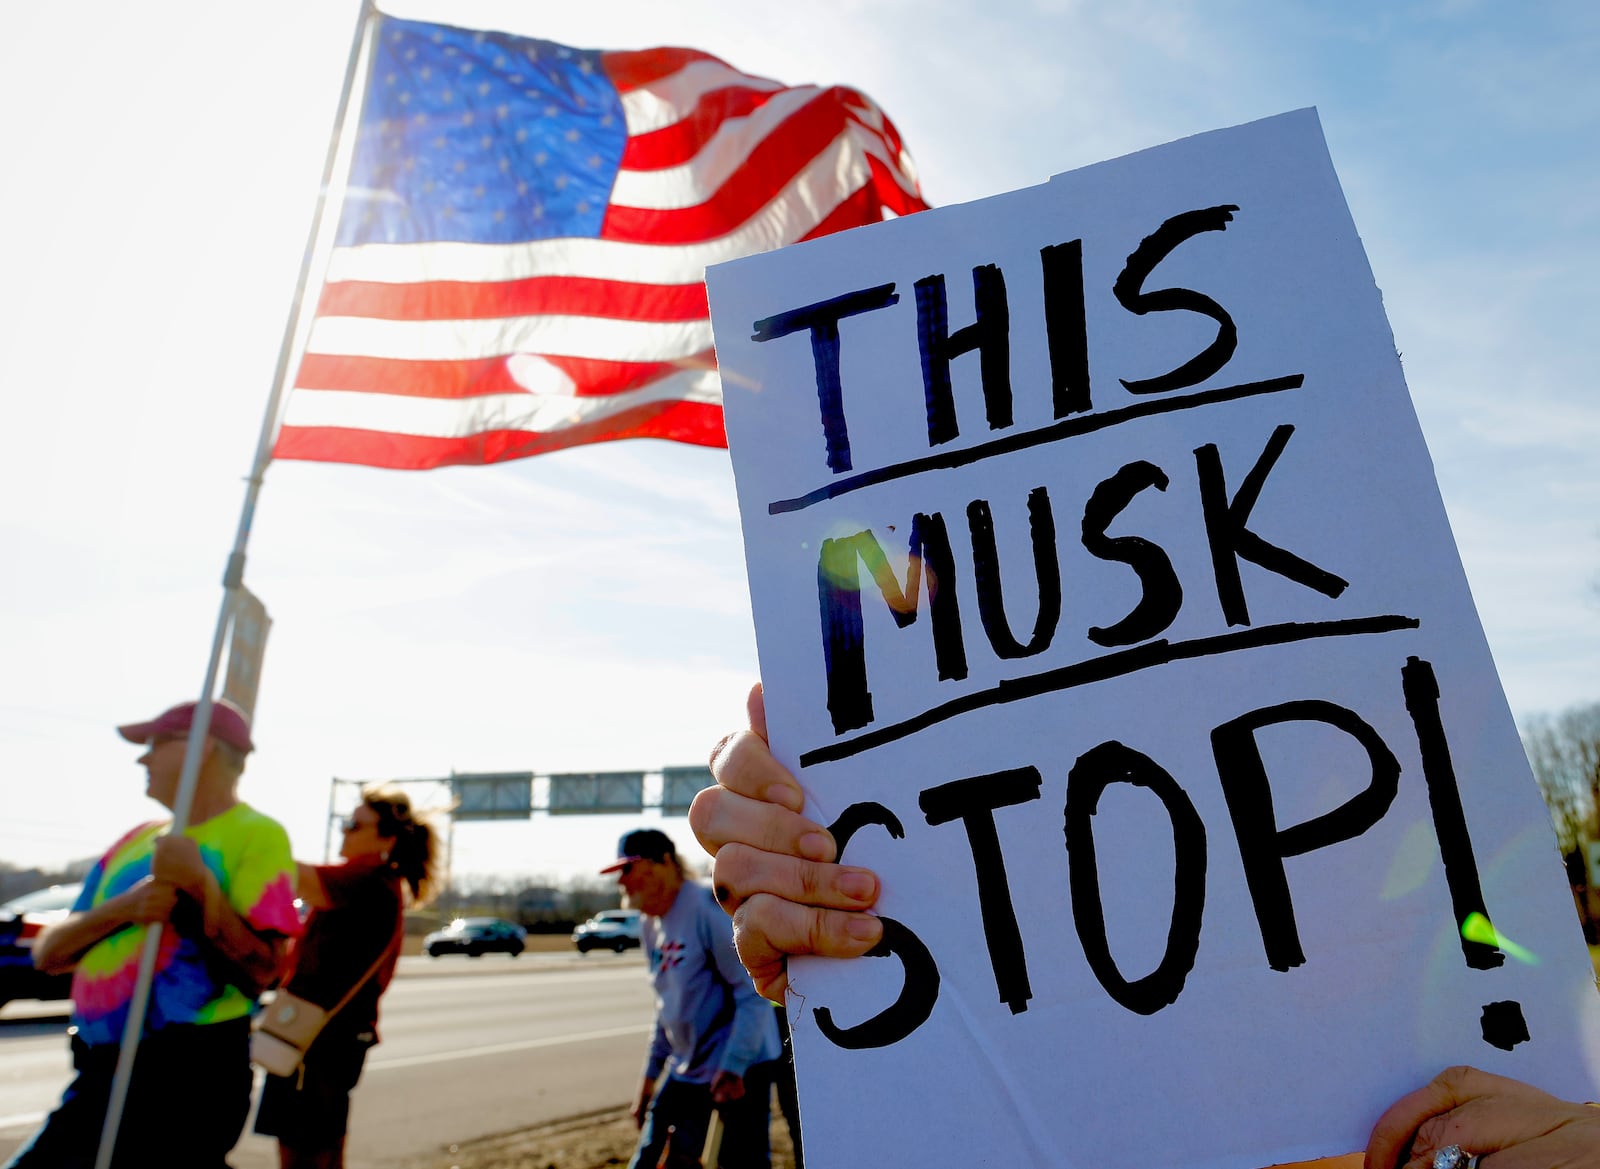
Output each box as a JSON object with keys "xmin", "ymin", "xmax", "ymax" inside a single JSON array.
[{"xmin": 254, "ymin": 783, "xmax": 441, "ymax": 1169}]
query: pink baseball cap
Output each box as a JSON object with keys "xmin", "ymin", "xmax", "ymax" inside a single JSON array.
[{"xmin": 117, "ymin": 699, "xmax": 255, "ymax": 755}]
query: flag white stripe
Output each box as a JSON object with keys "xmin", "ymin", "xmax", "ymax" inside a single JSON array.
[
  {"xmin": 609, "ymin": 86, "xmax": 822, "ymax": 210},
  {"xmin": 322, "ymin": 134, "xmax": 881, "ymax": 286},
  {"xmin": 306, "ymin": 312, "xmax": 711, "ymax": 363},
  {"xmin": 618, "ymin": 58, "xmax": 784, "ymax": 134},
  {"xmin": 283, "ymin": 370, "xmax": 723, "ymax": 438},
  {"xmin": 845, "ymin": 120, "xmax": 923, "ymax": 202},
  {"xmin": 611, "ymin": 96, "xmax": 917, "ymax": 216}
]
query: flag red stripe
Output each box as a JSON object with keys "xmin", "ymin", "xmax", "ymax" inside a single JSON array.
[
  {"xmin": 295, "ymin": 354, "xmax": 523, "ymax": 398},
  {"xmin": 603, "ymin": 47, "xmax": 729, "ymax": 94},
  {"xmin": 797, "ymin": 153, "xmax": 928, "ymax": 228},
  {"xmin": 862, "ymin": 153, "xmax": 931, "ymax": 217},
  {"xmin": 619, "ymin": 86, "xmax": 778, "ymax": 171},
  {"xmin": 797, "ymin": 184, "xmax": 884, "ymax": 243},
  {"xmin": 601, "ymin": 90, "xmax": 848, "ymax": 244},
  {"xmin": 274, "ymin": 399, "xmax": 728, "ymax": 469},
  {"xmin": 315, "ymin": 274, "xmax": 710, "ymax": 323},
  {"xmin": 794, "ymin": 159, "xmax": 930, "ymax": 245},
  {"xmin": 543, "ymin": 351, "xmax": 716, "ymax": 397}
]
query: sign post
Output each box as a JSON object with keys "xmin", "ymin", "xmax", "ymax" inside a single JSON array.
[{"xmin": 708, "ymin": 109, "xmax": 1599, "ymax": 1169}]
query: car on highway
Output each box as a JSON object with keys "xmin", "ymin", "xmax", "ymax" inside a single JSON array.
[
  {"xmin": 423, "ymin": 916, "xmax": 526, "ymax": 958},
  {"xmin": 571, "ymin": 908, "xmax": 642, "ymax": 953},
  {"xmin": 0, "ymin": 882, "xmax": 81, "ymax": 1008}
]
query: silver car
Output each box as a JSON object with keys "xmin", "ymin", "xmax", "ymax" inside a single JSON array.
[{"xmin": 571, "ymin": 909, "xmax": 642, "ymax": 953}]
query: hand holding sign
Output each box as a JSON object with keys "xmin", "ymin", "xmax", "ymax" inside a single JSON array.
[
  {"xmin": 1365, "ymin": 1066, "xmax": 1600, "ymax": 1169},
  {"xmin": 701, "ymin": 682, "xmax": 884, "ymax": 1001}
]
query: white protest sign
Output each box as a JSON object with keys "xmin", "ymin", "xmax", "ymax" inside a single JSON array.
[{"xmin": 707, "ymin": 109, "xmax": 1600, "ymax": 1169}]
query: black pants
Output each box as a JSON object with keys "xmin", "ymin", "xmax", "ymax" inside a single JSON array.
[
  {"xmin": 4, "ymin": 1017, "xmax": 253, "ymax": 1169},
  {"xmin": 253, "ymin": 1027, "xmax": 375, "ymax": 1150}
]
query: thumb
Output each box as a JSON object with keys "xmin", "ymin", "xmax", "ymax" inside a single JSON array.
[{"xmin": 747, "ymin": 682, "xmax": 768, "ymax": 743}]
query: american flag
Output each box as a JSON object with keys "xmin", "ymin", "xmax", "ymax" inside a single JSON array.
[{"xmin": 273, "ymin": 14, "xmax": 928, "ymax": 470}]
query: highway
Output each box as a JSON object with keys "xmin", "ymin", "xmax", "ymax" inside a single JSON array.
[{"xmin": 0, "ymin": 951, "xmax": 654, "ymax": 1168}]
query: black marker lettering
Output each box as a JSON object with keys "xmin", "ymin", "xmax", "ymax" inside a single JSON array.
[
  {"xmin": 920, "ymin": 768, "xmax": 1043, "ymax": 1014},
  {"xmin": 1064, "ymin": 741, "xmax": 1207, "ymax": 1015},
  {"xmin": 814, "ymin": 802, "xmax": 938, "ymax": 1050},
  {"xmin": 1081, "ymin": 460, "xmax": 1183, "ymax": 646},
  {"xmin": 828, "ymin": 801, "xmax": 907, "ymax": 853},
  {"xmin": 817, "ymin": 515, "xmax": 967, "ymax": 734},
  {"xmin": 813, "ymin": 918, "xmax": 941, "ymax": 1049},
  {"xmin": 1480, "ymin": 1001, "xmax": 1530, "ymax": 1052},
  {"xmin": 800, "ymin": 615, "xmax": 1419, "ymax": 769},
  {"xmin": 1195, "ymin": 424, "xmax": 1349, "ymax": 627},
  {"xmin": 1210, "ymin": 700, "xmax": 1400, "ymax": 972},
  {"xmin": 1401, "ymin": 657, "xmax": 1506, "ymax": 972},
  {"xmin": 1041, "ymin": 239, "xmax": 1092, "ymax": 417},
  {"xmin": 1113, "ymin": 204, "xmax": 1240, "ymax": 395},
  {"xmin": 915, "ymin": 265, "xmax": 1012, "ymax": 446},
  {"xmin": 752, "ymin": 283, "xmax": 899, "ymax": 474},
  {"xmin": 968, "ymin": 488, "xmax": 1062, "ymax": 659}
]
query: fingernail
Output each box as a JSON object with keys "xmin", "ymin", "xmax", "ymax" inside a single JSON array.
[
  {"xmin": 766, "ymin": 784, "xmax": 805, "ymax": 813},
  {"xmin": 837, "ymin": 871, "xmax": 876, "ymax": 902},
  {"xmin": 798, "ymin": 832, "xmax": 833, "ymax": 861},
  {"xmin": 845, "ymin": 916, "xmax": 882, "ymax": 943}
]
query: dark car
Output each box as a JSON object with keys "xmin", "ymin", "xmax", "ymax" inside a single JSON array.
[
  {"xmin": 0, "ymin": 883, "xmax": 81, "ymax": 1008},
  {"xmin": 422, "ymin": 916, "xmax": 526, "ymax": 958}
]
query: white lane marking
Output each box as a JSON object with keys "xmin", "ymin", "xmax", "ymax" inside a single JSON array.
[{"xmin": 365, "ymin": 1023, "xmax": 651, "ymax": 1072}]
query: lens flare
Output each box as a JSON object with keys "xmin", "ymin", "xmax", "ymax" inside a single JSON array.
[
  {"xmin": 1379, "ymin": 819, "xmax": 1440, "ymax": 900},
  {"xmin": 1461, "ymin": 911, "xmax": 1540, "ymax": 965}
]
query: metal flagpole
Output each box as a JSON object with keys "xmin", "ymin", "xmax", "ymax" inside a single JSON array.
[{"xmin": 93, "ymin": 3, "xmax": 381, "ymax": 1164}]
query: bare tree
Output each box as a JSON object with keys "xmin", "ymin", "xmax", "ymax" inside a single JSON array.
[{"xmin": 1522, "ymin": 701, "xmax": 1600, "ymax": 853}]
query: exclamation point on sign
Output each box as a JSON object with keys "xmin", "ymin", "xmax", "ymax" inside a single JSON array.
[{"xmin": 1402, "ymin": 656, "xmax": 1530, "ymax": 1051}]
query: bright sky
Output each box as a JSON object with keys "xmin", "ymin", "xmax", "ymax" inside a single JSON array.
[{"xmin": 0, "ymin": 1, "xmax": 1595, "ymax": 886}]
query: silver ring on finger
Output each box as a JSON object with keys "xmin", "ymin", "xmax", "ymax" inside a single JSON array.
[{"xmin": 1433, "ymin": 1146, "xmax": 1480, "ymax": 1169}]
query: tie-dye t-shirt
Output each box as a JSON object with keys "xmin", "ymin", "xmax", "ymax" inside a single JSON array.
[{"xmin": 70, "ymin": 803, "xmax": 301, "ymax": 1046}]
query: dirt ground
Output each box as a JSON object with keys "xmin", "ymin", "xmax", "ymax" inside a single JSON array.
[{"xmin": 407, "ymin": 1107, "xmax": 799, "ymax": 1169}]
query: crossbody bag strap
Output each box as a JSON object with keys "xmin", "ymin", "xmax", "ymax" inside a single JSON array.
[{"xmin": 322, "ymin": 926, "xmax": 402, "ymax": 1022}]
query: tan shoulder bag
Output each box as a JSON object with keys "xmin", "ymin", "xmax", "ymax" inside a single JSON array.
[{"xmin": 250, "ymin": 933, "xmax": 399, "ymax": 1079}]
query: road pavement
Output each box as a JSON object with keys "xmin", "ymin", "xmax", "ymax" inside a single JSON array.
[{"xmin": 0, "ymin": 950, "xmax": 653, "ymax": 1167}]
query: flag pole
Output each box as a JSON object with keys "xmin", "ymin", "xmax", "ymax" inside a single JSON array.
[{"xmin": 93, "ymin": 3, "xmax": 381, "ymax": 1164}]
